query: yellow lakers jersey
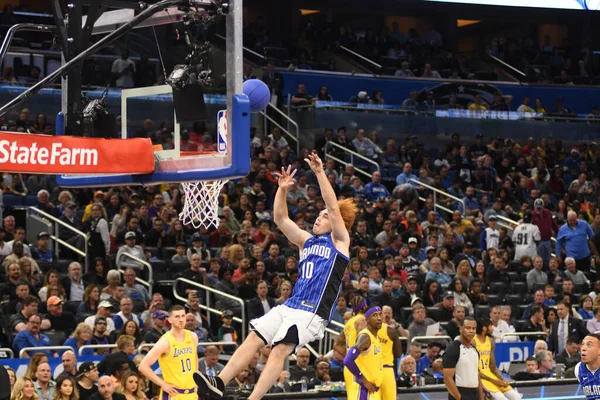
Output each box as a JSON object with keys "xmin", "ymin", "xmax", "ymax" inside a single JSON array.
[
  {"xmin": 356, "ymin": 328, "xmax": 383, "ymax": 386},
  {"xmin": 159, "ymin": 329, "xmax": 197, "ymax": 390},
  {"xmin": 474, "ymin": 335, "xmax": 493, "ymax": 373},
  {"xmin": 378, "ymin": 323, "xmax": 394, "ymax": 367},
  {"xmin": 344, "ymin": 314, "xmax": 363, "ymax": 349}
]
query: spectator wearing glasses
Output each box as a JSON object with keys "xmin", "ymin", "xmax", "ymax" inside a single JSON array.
[{"xmin": 13, "ymin": 314, "xmax": 55, "ymax": 358}]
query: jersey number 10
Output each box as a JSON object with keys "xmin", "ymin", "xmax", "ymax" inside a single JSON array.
[
  {"xmin": 180, "ymin": 358, "xmax": 192, "ymax": 373},
  {"xmin": 301, "ymin": 262, "xmax": 314, "ymax": 279}
]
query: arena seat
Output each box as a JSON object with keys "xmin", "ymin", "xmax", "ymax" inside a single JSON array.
[
  {"xmin": 145, "ymin": 247, "xmax": 160, "ymax": 259},
  {"xmin": 485, "ymin": 294, "xmax": 501, "ymax": 306},
  {"xmin": 532, "ymin": 283, "xmax": 546, "ymax": 293},
  {"xmin": 475, "ymin": 305, "xmax": 490, "ymax": 319},
  {"xmin": 44, "ymin": 330, "xmax": 66, "ymax": 346},
  {"xmin": 76, "ymin": 313, "xmax": 93, "ymax": 323},
  {"xmin": 168, "ymin": 260, "xmax": 190, "ymax": 274},
  {"xmin": 507, "ymin": 271, "xmax": 520, "ymax": 283},
  {"xmin": 162, "ymin": 247, "xmax": 178, "ymax": 260},
  {"xmin": 490, "ymin": 282, "xmax": 508, "ymax": 295},
  {"xmin": 132, "ymin": 300, "xmax": 145, "ymax": 314},
  {"xmin": 56, "ymin": 259, "xmax": 73, "ymax": 273},
  {"xmin": 426, "ymin": 307, "xmax": 442, "ymax": 321},
  {"xmin": 574, "ymin": 284, "xmax": 588, "ymax": 295},
  {"xmin": 510, "ymin": 281, "xmax": 527, "ymax": 295},
  {"xmin": 553, "ymin": 281, "xmax": 563, "ymax": 293},
  {"xmin": 518, "ymin": 304, "xmax": 529, "ymax": 319},
  {"xmin": 64, "ymin": 301, "xmax": 79, "ymax": 315}
]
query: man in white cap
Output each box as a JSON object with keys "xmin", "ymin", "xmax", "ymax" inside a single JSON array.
[
  {"xmin": 115, "ymin": 231, "xmax": 145, "ymax": 269},
  {"xmin": 85, "ymin": 300, "xmax": 116, "ymax": 333}
]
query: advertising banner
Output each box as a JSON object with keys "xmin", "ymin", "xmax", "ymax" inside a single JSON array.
[{"xmin": 0, "ymin": 132, "xmax": 155, "ymax": 174}]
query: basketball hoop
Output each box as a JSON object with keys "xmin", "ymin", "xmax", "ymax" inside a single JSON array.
[{"xmin": 179, "ymin": 180, "xmax": 229, "ymax": 229}]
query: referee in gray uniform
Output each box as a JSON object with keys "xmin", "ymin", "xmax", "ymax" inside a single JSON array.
[{"xmin": 442, "ymin": 317, "xmax": 483, "ymax": 400}]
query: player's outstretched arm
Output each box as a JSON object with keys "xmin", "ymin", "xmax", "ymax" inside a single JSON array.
[
  {"xmin": 305, "ymin": 152, "xmax": 351, "ymax": 247},
  {"xmin": 138, "ymin": 337, "xmax": 178, "ymax": 396},
  {"xmin": 274, "ymin": 165, "xmax": 312, "ymax": 248}
]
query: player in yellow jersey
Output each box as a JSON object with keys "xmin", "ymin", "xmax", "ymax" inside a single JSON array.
[
  {"xmin": 344, "ymin": 306, "xmax": 383, "ymax": 400},
  {"xmin": 378, "ymin": 319, "xmax": 403, "ymax": 400},
  {"xmin": 474, "ymin": 318, "xmax": 520, "ymax": 400},
  {"xmin": 333, "ymin": 296, "xmax": 368, "ymax": 390},
  {"xmin": 139, "ymin": 305, "xmax": 199, "ymax": 399}
]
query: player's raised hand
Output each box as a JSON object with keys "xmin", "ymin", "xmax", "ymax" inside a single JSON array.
[
  {"xmin": 277, "ymin": 165, "xmax": 297, "ymax": 189},
  {"xmin": 304, "ymin": 151, "xmax": 323, "ymax": 173}
]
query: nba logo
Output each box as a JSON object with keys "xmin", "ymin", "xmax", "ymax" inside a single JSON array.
[{"xmin": 217, "ymin": 110, "xmax": 227, "ymax": 154}]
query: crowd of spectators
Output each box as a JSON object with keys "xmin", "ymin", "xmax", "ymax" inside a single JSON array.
[{"xmin": 2, "ymin": 99, "xmax": 600, "ymax": 397}]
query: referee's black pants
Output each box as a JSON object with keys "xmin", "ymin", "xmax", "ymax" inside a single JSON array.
[{"xmin": 449, "ymin": 387, "xmax": 479, "ymax": 400}]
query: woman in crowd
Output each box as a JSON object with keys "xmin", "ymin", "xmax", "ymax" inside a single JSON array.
[
  {"xmin": 449, "ymin": 277, "xmax": 473, "ymax": 316},
  {"xmin": 473, "ymin": 260, "xmax": 489, "ymax": 290},
  {"xmin": 87, "ymin": 257, "xmax": 109, "ymax": 286},
  {"xmin": 346, "ymin": 257, "xmax": 361, "ymax": 288},
  {"xmin": 357, "ymin": 246, "xmax": 371, "ymax": 270},
  {"xmin": 422, "ymin": 279, "xmax": 441, "ymax": 307},
  {"xmin": 24, "ymin": 353, "xmax": 47, "ymax": 379},
  {"xmin": 110, "ymin": 320, "xmax": 142, "ymax": 346},
  {"xmin": 11, "ymin": 377, "xmax": 38, "ymax": 400},
  {"xmin": 6, "ymin": 367, "xmax": 15, "ymax": 392},
  {"xmin": 275, "ymin": 280, "xmax": 293, "ymax": 305},
  {"xmin": 64, "ymin": 323, "xmax": 94, "ymax": 356},
  {"xmin": 53, "ymin": 375, "xmax": 79, "ymax": 400},
  {"xmin": 19, "ymin": 257, "xmax": 40, "ymax": 287},
  {"xmin": 554, "ymin": 198, "xmax": 568, "ymax": 225},
  {"xmin": 118, "ymin": 371, "xmax": 147, "ymax": 400},
  {"xmin": 85, "ymin": 203, "xmax": 110, "ymax": 265},
  {"xmin": 105, "ymin": 193, "xmax": 122, "ymax": 220},
  {"xmin": 437, "ymin": 247, "xmax": 455, "ymax": 273},
  {"xmin": 110, "ymin": 204, "xmax": 132, "ymax": 236},
  {"xmin": 317, "ymin": 85, "xmax": 333, "ymax": 101},
  {"xmin": 101, "ymin": 269, "xmax": 122, "ymax": 299},
  {"xmin": 77, "ymin": 285, "xmax": 100, "ymax": 314},
  {"xmin": 578, "ymin": 294, "xmax": 594, "ymax": 319},
  {"xmin": 546, "ymin": 307, "xmax": 559, "ymax": 337},
  {"xmin": 456, "ymin": 260, "xmax": 473, "ymax": 286},
  {"xmin": 164, "ymin": 219, "xmax": 185, "ymax": 247}
]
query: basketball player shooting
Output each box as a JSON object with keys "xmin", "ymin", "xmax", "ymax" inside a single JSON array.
[
  {"xmin": 576, "ymin": 333, "xmax": 600, "ymax": 399},
  {"xmin": 194, "ymin": 152, "xmax": 357, "ymax": 400},
  {"xmin": 138, "ymin": 305, "xmax": 199, "ymax": 399}
]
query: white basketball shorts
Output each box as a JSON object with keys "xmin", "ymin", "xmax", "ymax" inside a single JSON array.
[{"xmin": 249, "ymin": 304, "xmax": 326, "ymax": 353}]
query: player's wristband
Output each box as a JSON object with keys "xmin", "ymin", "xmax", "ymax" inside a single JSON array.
[{"xmin": 343, "ymin": 346, "xmax": 364, "ymax": 379}]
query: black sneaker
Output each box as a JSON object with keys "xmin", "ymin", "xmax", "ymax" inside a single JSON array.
[{"xmin": 194, "ymin": 372, "xmax": 224, "ymax": 399}]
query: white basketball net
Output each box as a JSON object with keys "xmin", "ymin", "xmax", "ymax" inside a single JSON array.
[{"xmin": 179, "ymin": 180, "xmax": 229, "ymax": 230}]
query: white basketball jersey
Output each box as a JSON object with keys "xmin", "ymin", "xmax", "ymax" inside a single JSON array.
[{"xmin": 512, "ymin": 223, "xmax": 541, "ymax": 260}]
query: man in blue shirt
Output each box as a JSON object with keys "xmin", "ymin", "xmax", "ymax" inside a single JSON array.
[
  {"xmin": 425, "ymin": 257, "xmax": 452, "ymax": 285},
  {"xmin": 556, "ymin": 211, "xmax": 595, "ymax": 272},
  {"xmin": 363, "ymin": 171, "xmax": 391, "ymax": 201},
  {"xmin": 13, "ymin": 313, "xmax": 54, "ymax": 357},
  {"xmin": 396, "ymin": 162, "xmax": 418, "ymax": 186},
  {"xmin": 417, "ymin": 342, "xmax": 442, "ymax": 375}
]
